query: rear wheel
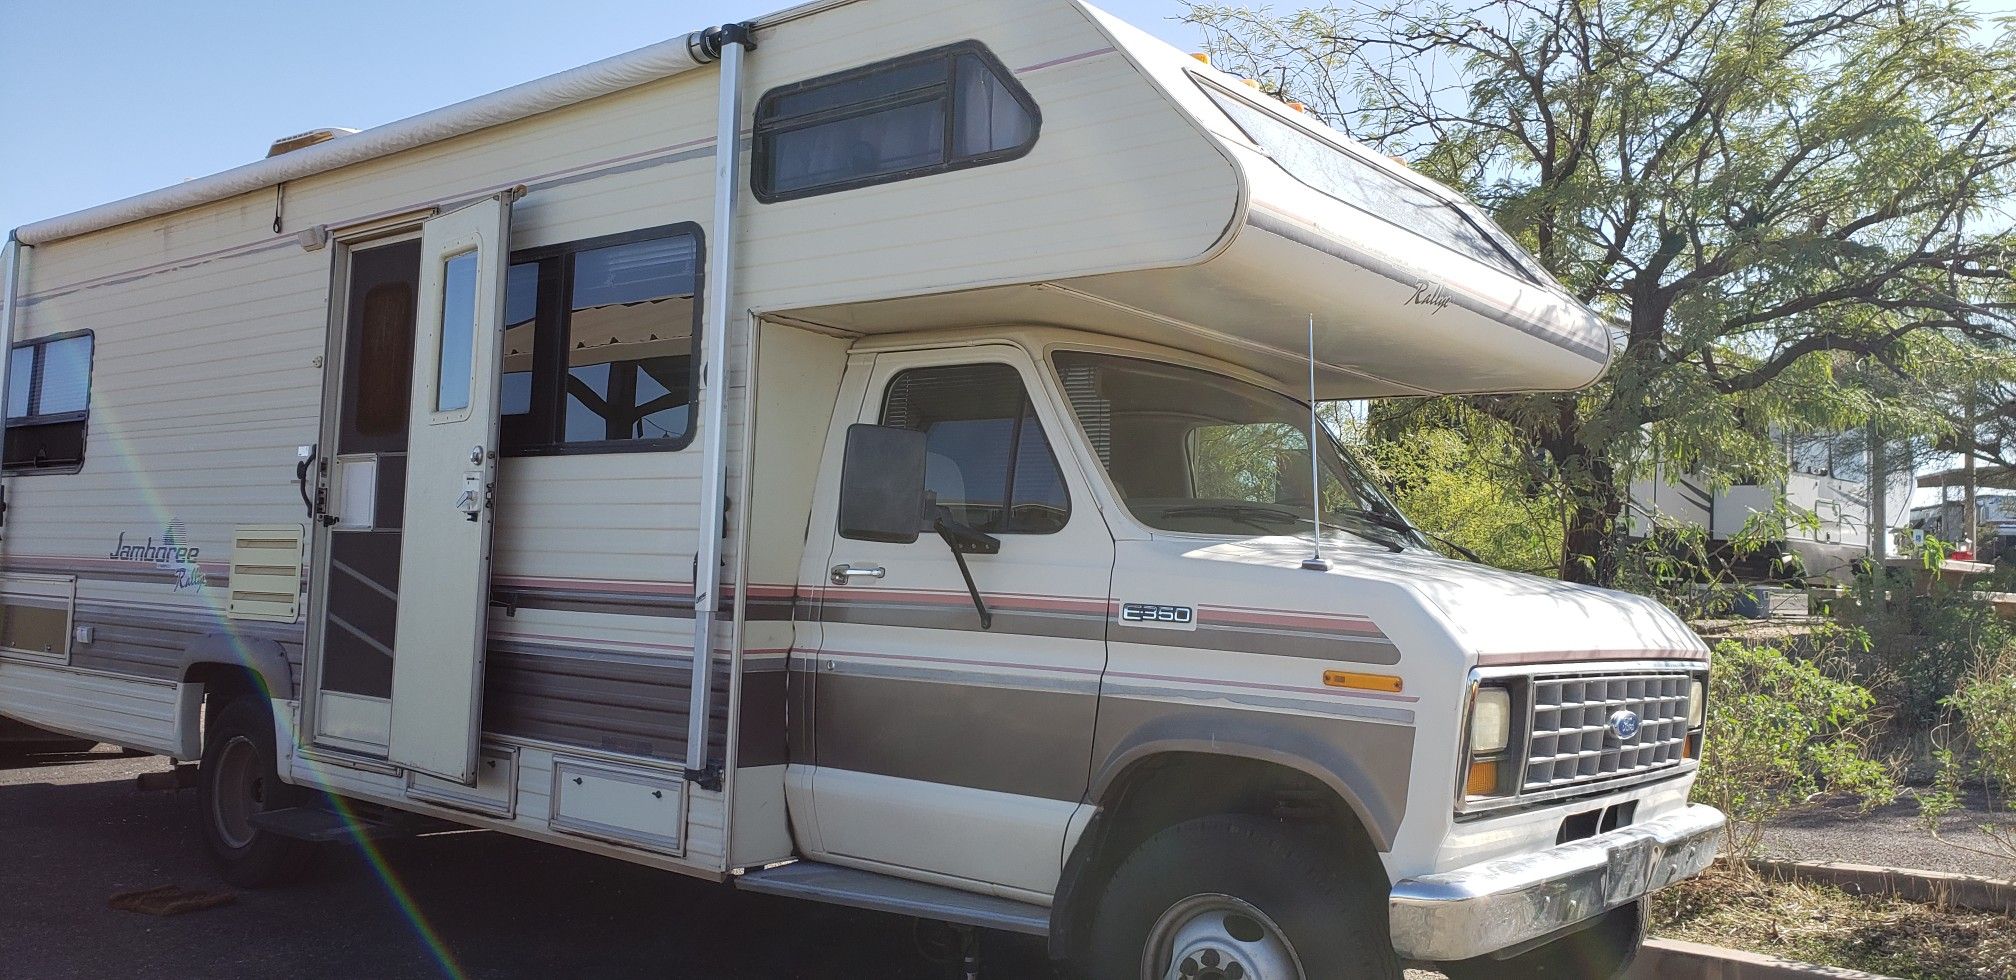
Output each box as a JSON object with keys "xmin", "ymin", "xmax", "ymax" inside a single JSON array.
[
  {"xmin": 198, "ymin": 697, "xmax": 319, "ymax": 887},
  {"xmin": 1082, "ymin": 814, "xmax": 1401, "ymax": 980},
  {"xmin": 1438, "ymin": 898, "xmax": 1646, "ymax": 980}
]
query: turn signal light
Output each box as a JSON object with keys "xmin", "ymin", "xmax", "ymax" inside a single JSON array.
[{"xmin": 1465, "ymin": 759, "xmax": 1499, "ymax": 797}]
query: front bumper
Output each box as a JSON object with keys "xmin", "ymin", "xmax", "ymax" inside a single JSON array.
[{"xmin": 1387, "ymin": 803, "xmax": 1724, "ymax": 961}]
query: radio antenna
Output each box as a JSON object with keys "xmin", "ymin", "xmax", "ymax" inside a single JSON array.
[{"xmin": 1301, "ymin": 314, "xmax": 1330, "ymax": 572}]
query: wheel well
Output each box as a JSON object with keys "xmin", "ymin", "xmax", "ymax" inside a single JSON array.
[
  {"xmin": 184, "ymin": 663, "xmax": 268, "ymax": 728},
  {"xmin": 1052, "ymin": 752, "xmax": 1387, "ymax": 961}
]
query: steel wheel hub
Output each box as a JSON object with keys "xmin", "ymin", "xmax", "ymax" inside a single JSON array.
[
  {"xmin": 1144, "ymin": 894, "xmax": 1303, "ymax": 980},
  {"xmin": 211, "ymin": 734, "xmax": 265, "ymax": 850}
]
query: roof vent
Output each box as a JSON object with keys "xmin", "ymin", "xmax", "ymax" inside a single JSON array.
[{"xmin": 266, "ymin": 127, "xmax": 359, "ymax": 158}]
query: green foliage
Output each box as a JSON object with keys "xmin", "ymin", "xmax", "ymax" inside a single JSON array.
[
  {"xmin": 1343, "ymin": 407, "xmax": 1565, "ymax": 572},
  {"xmin": 1694, "ymin": 637, "xmax": 1896, "ymax": 856},
  {"xmin": 1186, "ymin": 0, "xmax": 2016, "ymax": 584},
  {"xmin": 1920, "ymin": 646, "xmax": 2016, "ymax": 858},
  {"xmin": 1835, "ymin": 542, "xmax": 2015, "ymax": 727}
]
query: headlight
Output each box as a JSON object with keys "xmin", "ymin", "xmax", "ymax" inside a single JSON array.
[
  {"xmin": 1470, "ymin": 686, "xmax": 1512, "ymax": 755},
  {"xmin": 1688, "ymin": 677, "xmax": 1706, "ymax": 729}
]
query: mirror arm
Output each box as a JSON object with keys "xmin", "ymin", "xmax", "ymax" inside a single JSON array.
[{"xmin": 933, "ymin": 517, "xmax": 995, "ymax": 630}]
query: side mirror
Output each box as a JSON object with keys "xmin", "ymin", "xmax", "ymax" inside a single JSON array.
[{"xmin": 837, "ymin": 423, "xmax": 928, "ymax": 543}]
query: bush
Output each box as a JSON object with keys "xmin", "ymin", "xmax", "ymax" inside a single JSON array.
[
  {"xmin": 1694, "ymin": 638, "xmax": 1895, "ymax": 856},
  {"xmin": 1837, "ymin": 559, "xmax": 2014, "ymax": 729},
  {"xmin": 1921, "ymin": 647, "xmax": 2016, "ymax": 858}
]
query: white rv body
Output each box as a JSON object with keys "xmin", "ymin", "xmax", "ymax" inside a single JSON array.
[{"xmin": 1, "ymin": 1, "xmax": 1719, "ymax": 973}]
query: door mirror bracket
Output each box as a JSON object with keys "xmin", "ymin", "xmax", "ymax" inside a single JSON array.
[{"xmin": 932, "ymin": 510, "xmax": 998, "ymax": 630}]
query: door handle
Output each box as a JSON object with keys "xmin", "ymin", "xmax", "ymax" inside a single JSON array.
[{"xmin": 829, "ymin": 563, "xmax": 886, "ymax": 586}]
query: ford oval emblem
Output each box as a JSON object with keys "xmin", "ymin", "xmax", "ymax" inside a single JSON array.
[{"xmin": 1607, "ymin": 709, "xmax": 1642, "ymax": 741}]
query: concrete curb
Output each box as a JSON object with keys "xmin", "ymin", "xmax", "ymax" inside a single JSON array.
[
  {"xmin": 1629, "ymin": 938, "xmax": 1897, "ymax": 979},
  {"xmin": 1745, "ymin": 857, "xmax": 2016, "ymax": 915}
]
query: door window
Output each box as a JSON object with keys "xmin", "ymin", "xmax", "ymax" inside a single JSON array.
[{"xmin": 879, "ymin": 363, "xmax": 1069, "ymax": 535}]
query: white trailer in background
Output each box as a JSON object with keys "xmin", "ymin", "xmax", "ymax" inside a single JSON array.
[
  {"xmin": 1631, "ymin": 430, "xmax": 1917, "ymax": 584},
  {"xmin": 0, "ymin": 3, "xmax": 1722, "ymax": 977}
]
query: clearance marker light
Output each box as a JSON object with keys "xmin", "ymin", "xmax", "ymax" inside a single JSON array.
[
  {"xmin": 1190, "ymin": 52, "xmax": 1211, "ymax": 65},
  {"xmin": 1323, "ymin": 669, "xmax": 1403, "ymax": 693}
]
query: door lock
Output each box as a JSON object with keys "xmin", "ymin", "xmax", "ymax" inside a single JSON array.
[
  {"xmin": 457, "ymin": 471, "xmax": 484, "ymax": 522},
  {"xmin": 829, "ymin": 563, "xmax": 886, "ymax": 585}
]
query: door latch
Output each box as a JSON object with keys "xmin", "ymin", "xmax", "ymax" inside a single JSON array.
[{"xmin": 457, "ymin": 471, "xmax": 484, "ymax": 522}]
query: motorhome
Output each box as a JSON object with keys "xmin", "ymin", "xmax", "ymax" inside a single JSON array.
[
  {"xmin": 0, "ymin": 2, "xmax": 1722, "ymax": 977},
  {"xmin": 1630, "ymin": 430, "xmax": 1917, "ymax": 584}
]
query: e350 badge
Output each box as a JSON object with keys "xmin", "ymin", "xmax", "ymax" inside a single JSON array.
[{"xmin": 1117, "ymin": 602, "xmax": 1196, "ymax": 631}]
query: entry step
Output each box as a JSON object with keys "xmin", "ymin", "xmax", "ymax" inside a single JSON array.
[{"xmin": 735, "ymin": 861, "xmax": 1050, "ymax": 936}]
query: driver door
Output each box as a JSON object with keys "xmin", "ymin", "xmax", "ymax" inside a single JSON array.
[{"xmin": 806, "ymin": 346, "xmax": 1113, "ymax": 895}]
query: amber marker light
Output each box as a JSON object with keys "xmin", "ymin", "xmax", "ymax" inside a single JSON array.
[
  {"xmin": 1322, "ymin": 670, "xmax": 1403, "ymax": 693},
  {"xmin": 1465, "ymin": 759, "xmax": 1499, "ymax": 796}
]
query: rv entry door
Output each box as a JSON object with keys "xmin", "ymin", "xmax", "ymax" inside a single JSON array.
[{"xmin": 385, "ymin": 193, "xmax": 517, "ymax": 783}]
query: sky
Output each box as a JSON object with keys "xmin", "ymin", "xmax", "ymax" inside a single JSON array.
[{"xmin": 0, "ymin": 1, "xmax": 1203, "ymax": 235}]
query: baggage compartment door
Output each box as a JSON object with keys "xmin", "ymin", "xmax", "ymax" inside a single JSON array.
[{"xmin": 386, "ymin": 193, "xmax": 516, "ymax": 784}]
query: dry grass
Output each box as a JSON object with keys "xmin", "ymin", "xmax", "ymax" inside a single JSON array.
[{"xmin": 1651, "ymin": 869, "xmax": 2016, "ymax": 979}]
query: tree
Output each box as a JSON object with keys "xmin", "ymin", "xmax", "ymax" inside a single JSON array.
[{"xmin": 1186, "ymin": 0, "xmax": 2016, "ymax": 583}]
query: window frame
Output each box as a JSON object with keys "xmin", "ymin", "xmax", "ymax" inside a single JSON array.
[
  {"xmin": 876, "ymin": 360, "xmax": 1072, "ymax": 537},
  {"xmin": 1189, "ymin": 72, "xmax": 1544, "ymax": 286},
  {"xmin": 500, "ymin": 222, "xmax": 705, "ymax": 458},
  {"xmin": 751, "ymin": 40, "xmax": 1042, "ymax": 204},
  {"xmin": 4, "ymin": 329, "xmax": 95, "ymax": 475}
]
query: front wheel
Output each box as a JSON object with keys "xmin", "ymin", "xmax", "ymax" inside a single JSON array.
[
  {"xmin": 198, "ymin": 697, "xmax": 319, "ymax": 887},
  {"xmin": 1082, "ymin": 814, "xmax": 1401, "ymax": 980}
]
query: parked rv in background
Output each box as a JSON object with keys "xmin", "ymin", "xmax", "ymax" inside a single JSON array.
[
  {"xmin": 1630, "ymin": 429, "xmax": 1916, "ymax": 584},
  {"xmin": 0, "ymin": 2, "xmax": 1723, "ymax": 977}
]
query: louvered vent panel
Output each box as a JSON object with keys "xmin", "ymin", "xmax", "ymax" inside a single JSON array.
[{"xmin": 227, "ymin": 525, "xmax": 304, "ymax": 623}]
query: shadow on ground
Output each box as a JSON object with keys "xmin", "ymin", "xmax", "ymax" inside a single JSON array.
[{"xmin": 0, "ymin": 748, "xmax": 1055, "ymax": 979}]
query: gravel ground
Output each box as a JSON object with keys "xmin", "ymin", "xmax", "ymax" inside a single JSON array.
[
  {"xmin": 0, "ymin": 745, "xmax": 1444, "ymax": 979},
  {"xmin": 1761, "ymin": 785, "xmax": 2016, "ymax": 878}
]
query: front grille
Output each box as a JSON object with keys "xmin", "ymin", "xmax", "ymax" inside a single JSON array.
[{"xmin": 1523, "ymin": 673, "xmax": 1690, "ymax": 791}]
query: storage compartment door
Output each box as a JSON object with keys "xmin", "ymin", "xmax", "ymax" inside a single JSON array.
[{"xmin": 386, "ymin": 193, "xmax": 515, "ymax": 784}]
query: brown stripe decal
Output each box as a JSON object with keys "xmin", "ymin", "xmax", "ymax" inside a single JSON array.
[
  {"xmin": 814, "ymin": 670, "xmax": 1096, "ymax": 802},
  {"xmin": 1477, "ymin": 648, "xmax": 1708, "ymax": 667}
]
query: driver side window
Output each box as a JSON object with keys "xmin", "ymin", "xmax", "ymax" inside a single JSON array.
[{"xmin": 879, "ymin": 363, "xmax": 1070, "ymax": 535}]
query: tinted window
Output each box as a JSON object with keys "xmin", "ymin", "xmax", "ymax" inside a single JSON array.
[
  {"xmin": 4, "ymin": 332, "xmax": 94, "ymax": 473},
  {"xmin": 1198, "ymin": 80, "xmax": 1535, "ymax": 283},
  {"xmin": 500, "ymin": 262, "xmax": 540, "ymax": 417},
  {"xmin": 754, "ymin": 42, "xmax": 1039, "ymax": 202},
  {"xmin": 880, "ymin": 363, "xmax": 1068, "ymax": 535},
  {"xmin": 500, "ymin": 225, "xmax": 702, "ymax": 455},
  {"xmin": 563, "ymin": 235, "xmax": 698, "ymax": 444}
]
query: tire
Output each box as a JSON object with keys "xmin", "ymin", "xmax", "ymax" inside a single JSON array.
[
  {"xmin": 1438, "ymin": 898, "xmax": 1646, "ymax": 980},
  {"xmin": 1082, "ymin": 813, "xmax": 1401, "ymax": 980},
  {"xmin": 197, "ymin": 697, "xmax": 319, "ymax": 887}
]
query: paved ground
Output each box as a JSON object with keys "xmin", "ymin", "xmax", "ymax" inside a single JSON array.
[
  {"xmin": 1761, "ymin": 784, "xmax": 2016, "ymax": 878},
  {"xmin": 0, "ymin": 746, "xmax": 1444, "ymax": 979},
  {"xmin": 0, "ymin": 746, "xmax": 1061, "ymax": 979}
]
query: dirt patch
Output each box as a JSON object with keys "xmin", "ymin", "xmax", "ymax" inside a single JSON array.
[{"xmin": 1652, "ymin": 870, "xmax": 2016, "ymax": 979}]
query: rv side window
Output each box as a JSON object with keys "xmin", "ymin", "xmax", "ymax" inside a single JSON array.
[
  {"xmin": 752, "ymin": 41, "xmax": 1039, "ymax": 203},
  {"xmin": 3, "ymin": 331, "xmax": 93, "ymax": 474},
  {"xmin": 879, "ymin": 363, "xmax": 1069, "ymax": 535},
  {"xmin": 498, "ymin": 224, "xmax": 703, "ymax": 455}
]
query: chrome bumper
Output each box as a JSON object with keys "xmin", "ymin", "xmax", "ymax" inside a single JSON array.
[{"xmin": 1388, "ymin": 803, "xmax": 1724, "ymax": 962}]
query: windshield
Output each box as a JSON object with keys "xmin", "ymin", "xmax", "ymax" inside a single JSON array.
[{"xmin": 1051, "ymin": 351, "xmax": 1422, "ymax": 547}]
